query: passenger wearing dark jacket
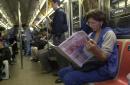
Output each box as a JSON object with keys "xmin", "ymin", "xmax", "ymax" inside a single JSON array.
[
  {"xmin": 51, "ymin": 0, "xmax": 68, "ymax": 46},
  {"xmin": 38, "ymin": 0, "xmax": 69, "ymax": 75},
  {"xmin": 51, "ymin": 0, "xmax": 69, "ymax": 69}
]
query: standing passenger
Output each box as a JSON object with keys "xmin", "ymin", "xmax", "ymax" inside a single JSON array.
[
  {"xmin": 50, "ymin": 0, "xmax": 69, "ymax": 71},
  {"xmin": 8, "ymin": 25, "xmax": 18, "ymax": 63},
  {"xmin": 23, "ymin": 25, "xmax": 32, "ymax": 56},
  {"xmin": 51, "ymin": 0, "xmax": 68, "ymax": 46},
  {"xmin": 38, "ymin": 0, "xmax": 69, "ymax": 74}
]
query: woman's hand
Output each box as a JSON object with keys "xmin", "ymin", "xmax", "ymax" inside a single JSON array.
[
  {"xmin": 86, "ymin": 39, "xmax": 107, "ymax": 61},
  {"xmin": 86, "ymin": 39, "xmax": 97, "ymax": 49}
]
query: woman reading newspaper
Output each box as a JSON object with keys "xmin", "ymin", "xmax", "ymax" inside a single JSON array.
[{"xmin": 56, "ymin": 9, "xmax": 118, "ymax": 85}]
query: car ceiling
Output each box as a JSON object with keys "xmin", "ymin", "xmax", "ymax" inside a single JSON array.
[{"xmin": 0, "ymin": 0, "xmax": 49, "ymax": 25}]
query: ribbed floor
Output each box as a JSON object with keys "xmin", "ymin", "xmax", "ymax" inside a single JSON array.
[{"xmin": 0, "ymin": 55, "xmax": 63, "ymax": 85}]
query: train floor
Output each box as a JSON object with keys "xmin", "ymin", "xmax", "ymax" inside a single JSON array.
[{"xmin": 0, "ymin": 55, "xmax": 63, "ymax": 85}]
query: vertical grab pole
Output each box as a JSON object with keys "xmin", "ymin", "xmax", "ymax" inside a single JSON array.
[
  {"xmin": 45, "ymin": 0, "xmax": 50, "ymax": 51},
  {"xmin": 18, "ymin": 1, "xmax": 23, "ymax": 69},
  {"xmin": 69, "ymin": 0, "xmax": 73, "ymax": 35},
  {"xmin": 79, "ymin": 0, "xmax": 82, "ymax": 28}
]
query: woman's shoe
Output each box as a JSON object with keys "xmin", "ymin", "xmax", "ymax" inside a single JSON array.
[{"xmin": 55, "ymin": 78, "xmax": 63, "ymax": 83}]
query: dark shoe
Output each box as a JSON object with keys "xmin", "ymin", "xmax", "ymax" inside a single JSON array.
[
  {"xmin": 31, "ymin": 59, "xmax": 39, "ymax": 62},
  {"xmin": 42, "ymin": 70, "xmax": 52, "ymax": 74},
  {"xmin": 55, "ymin": 78, "xmax": 63, "ymax": 83},
  {"xmin": 0, "ymin": 78, "xmax": 2, "ymax": 81}
]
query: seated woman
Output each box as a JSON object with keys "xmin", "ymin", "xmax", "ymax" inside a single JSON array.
[{"xmin": 57, "ymin": 9, "xmax": 118, "ymax": 85}]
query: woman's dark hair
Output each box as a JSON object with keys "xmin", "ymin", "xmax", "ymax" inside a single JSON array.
[{"xmin": 86, "ymin": 9, "xmax": 107, "ymax": 26}]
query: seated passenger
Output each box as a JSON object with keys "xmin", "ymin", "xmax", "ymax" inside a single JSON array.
[
  {"xmin": 57, "ymin": 9, "xmax": 118, "ymax": 85},
  {"xmin": 31, "ymin": 28, "xmax": 48, "ymax": 62},
  {"xmin": 38, "ymin": 29, "xmax": 69, "ymax": 73}
]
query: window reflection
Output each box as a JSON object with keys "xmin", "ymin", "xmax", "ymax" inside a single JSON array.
[
  {"xmin": 127, "ymin": 0, "xmax": 130, "ymax": 6},
  {"xmin": 72, "ymin": 0, "xmax": 79, "ymax": 32},
  {"xmin": 119, "ymin": 1, "xmax": 125, "ymax": 8}
]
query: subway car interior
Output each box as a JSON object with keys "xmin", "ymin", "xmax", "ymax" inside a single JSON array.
[{"xmin": 0, "ymin": 0, "xmax": 130, "ymax": 85}]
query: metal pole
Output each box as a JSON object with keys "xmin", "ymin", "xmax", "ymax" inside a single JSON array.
[
  {"xmin": 65, "ymin": 0, "xmax": 71, "ymax": 37},
  {"xmin": 18, "ymin": 1, "xmax": 23, "ymax": 69},
  {"xmin": 79, "ymin": 0, "xmax": 82, "ymax": 28},
  {"xmin": 45, "ymin": 0, "xmax": 50, "ymax": 51},
  {"xmin": 69, "ymin": 0, "xmax": 73, "ymax": 35}
]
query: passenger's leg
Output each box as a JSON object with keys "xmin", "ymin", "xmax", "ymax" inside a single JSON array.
[
  {"xmin": 62, "ymin": 70, "xmax": 111, "ymax": 85},
  {"xmin": 38, "ymin": 50, "xmax": 52, "ymax": 72},
  {"xmin": 24, "ymin": 40, "xmax": 27, "ymax": 55},
  {"xmin": 58, "ymin": 66, "xmax": 74, "ymax": 80},
  {"xmin": 54, "ymin": 66, "xmax": 74, "ymax": 83},
  {"xmin": 26, "ymin": 41, "xmax": 31, "ymax": 55},
  {"xmin": 56, "ymin": 35, "xmax": 69, "ymax": 68},
  {"xmin": 12, "ymin": 47, "xmax": 16, "ymax": 63},
  {"xmin": 55, "ymin": 50, "xmax": 69, "ymax": 69},
  {"xmin": 31, "ymin": 47, "xmax": 38, "ymax": 61}
]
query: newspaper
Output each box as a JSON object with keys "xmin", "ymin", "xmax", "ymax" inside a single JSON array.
[{"xmin": 49, "ymin": 31, "xmax": 94, "ymax": 67}]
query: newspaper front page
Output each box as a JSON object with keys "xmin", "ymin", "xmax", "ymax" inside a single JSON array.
[{"xmin": 51, "ymin": 31, "xmax": 94, "ymax": 67}]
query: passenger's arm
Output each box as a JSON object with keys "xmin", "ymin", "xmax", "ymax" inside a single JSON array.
[{"xmin": 86, "ymin": 31, "xmax": 117, "ymax": 62}]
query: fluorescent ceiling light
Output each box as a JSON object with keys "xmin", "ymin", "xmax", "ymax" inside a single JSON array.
[
  {"xmin": 36, "ymin": 16, "xmax": 45, "ymax": 26},
  {"xmin": 35, "ymin": 0, "xmax": 65, "ymax": 26},
  {"xmin": 63, "ymin": 0, "xmax": 68, "ymax": 3},
  {"xmin": 0, "ymin": 21, "xmax": 8, "ymax": 29},
  {"xmin": 127, "ymin": 0, "xmax": 130, "ymax": 5},
  {"xmin": 0, "ymin": 9, "xmax": 13, "ymax": 27},
  {"xmin": 119, "ymin": 1, "xmax": 125, "ymax": 8},
  {"xmin": 36, "ymin": 8, "xmax": 54, "ymax": 25},
  {"xmin": 47, "ymin": 8, "xmax": 54, "ymax": 16},
  {"xmin": 29, "ymin": 0, "xmax": 46, "ymax": 25},
  {"xmin": 42, "ymin": 18, "xmax": 46, "ymax": 23}
]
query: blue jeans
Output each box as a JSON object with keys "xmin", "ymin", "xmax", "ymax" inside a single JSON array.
[
  {"xmin": 58, "ymin": 66, "xmax": 111, "ymax": 85},
  {"xmin": 24, "ymin": 40, "xmax": 31, "ymax": 55}
]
